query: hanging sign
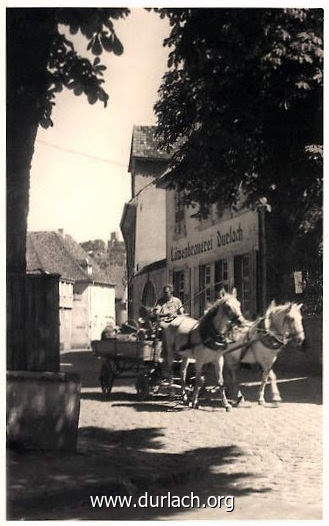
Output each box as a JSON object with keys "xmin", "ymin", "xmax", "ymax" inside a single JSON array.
[{"xmin": 293, "ymin": 271, "xmax": 303, "ymax": 294}]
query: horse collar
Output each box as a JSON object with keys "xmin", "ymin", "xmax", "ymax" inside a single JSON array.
[
  {"xmin": 262, "ymin": 316, "xmax": 287, "ymax": 348},
  {"xmin": 199, "ymin": 315, "xmax": 228, "ymax": 351}
]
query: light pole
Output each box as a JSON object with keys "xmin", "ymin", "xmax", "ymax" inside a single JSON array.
[{"xmin": 257, "ymin": 198, "xmax": 271, "ymax": 313}]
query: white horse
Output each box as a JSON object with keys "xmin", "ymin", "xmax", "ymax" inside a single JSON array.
[
  {"xmin": 223, "ymin": 301, "xmax": 305, "ymax": 406},
  {"xmin": 162, "ymin": 288, "xmax": 248, "ymax": 410}
]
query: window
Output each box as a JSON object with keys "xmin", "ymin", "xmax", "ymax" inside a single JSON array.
[
  {"xmin": 199, "ymin": 264, "xmax": 212, "ymax": 316},
  {"xmin": 215, "ymin": 259, "xmax": 228, "ymax": 297},
  {"xmin": 234, "ymin": 254, "xmax": 251, "ymax": 316},
  {"xmin": 174, "ymin": 191, "xmax": 186, "ymax": 236},
  {"xmin": 173, "ymin": 270, "xmax": 185, "ymax": 304}
]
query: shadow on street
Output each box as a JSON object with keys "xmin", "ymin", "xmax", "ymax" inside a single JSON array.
[
  {"xmin": 80, "ymin": 374, "xmax": 322, "ymax": 407},
  {"xmin": 61, "ymin": 348, "xmax": 322, "ymax": 407},
  {"xmin": 8, "ymin": 425, "xmax": 272, "ymax": 520}
]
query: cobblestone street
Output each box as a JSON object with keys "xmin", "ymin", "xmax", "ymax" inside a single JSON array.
[
  {"xmin": 6, "ymin": 5, "xmax": 324, "ymax": 523},
  {"xmin": 78, "ymin": 379, "xmax": 322, "ymax": 520},
  {"xmin": 8, "ymin": 350, "xmax": 323, "ymax": 520}
]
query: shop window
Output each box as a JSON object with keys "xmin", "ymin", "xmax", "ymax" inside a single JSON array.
[
  {"xmin": 215, "ymin": 259, "xmax": 228, "ymax": 297},
  {"xmin": 199, "ymin": 264, "xmax": 212, "ymax": 316},
  {"xmin": 175, "ymin": 191, "xmax": 186, "ymax": 236},
  {"xmin": 142, "ymin": 280, "xmax": 156, "ymax": 308},
  {"xmin": 173, "ymin": 270, "xmax": 185, "ymax": 304},
  {"xmin": 234, "ymin": 254, "xmax": 251, "ymax": 316}
]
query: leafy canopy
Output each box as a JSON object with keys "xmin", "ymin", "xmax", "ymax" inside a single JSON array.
[
  {"xmin": 9, "ymin": 8, "xmax": 130, "ymax": 129},
  {"xmin": 45, "ymin": 8, "xmax": 130, "ymax": 127},
  {"xmin": 154, "ymin": 8, "xmax": 323, "ymax": 233}
]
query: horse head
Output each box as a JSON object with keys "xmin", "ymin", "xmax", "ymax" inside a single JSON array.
[
  {"xmin": 206, "ymin": 288, "xmax": 247, "ymax": 334},
  {"xmin": 266, "ymin": 300, "xmax": 305, "ymax": 347},
  {"xmin": 285, "ymin": 303, "xmax": 305, "ymax": 346}
]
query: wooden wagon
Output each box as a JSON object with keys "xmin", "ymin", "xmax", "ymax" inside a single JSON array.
[{"xmin": 91, "ymin": 335, "xmax": 163, "ymax": 399}]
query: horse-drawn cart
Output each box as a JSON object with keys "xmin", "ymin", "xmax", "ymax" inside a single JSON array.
[{"xmin": 91, "ymin": 335, "xmax": 163, "ymax": 400}]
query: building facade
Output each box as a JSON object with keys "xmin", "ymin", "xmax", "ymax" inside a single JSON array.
[
  {"xmin": 120, "ymin": 124, "xmax": 321, "ymax": 373},
  {"xmin": 122, "ymin": 125, "xmax": 262, "ymax": 322},
  {"xmin": 121, "ymin": 126, "xmax": 169, "ymax": 322},
  {"xmin": 81, "ymin": 232, "xmax": 128, "ymax": 326},
  {"xmin": 165, "ymin": 194, "xmax": 260, "ymax": 319},
  {"xmin": 130, "ymin": 259, "xmax": 167, "ymax": 322},
  {"xmin": 26, "ymin": 230, "xmax": 115, "ymax": 349}
]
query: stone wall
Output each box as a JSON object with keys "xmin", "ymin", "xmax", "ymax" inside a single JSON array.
[{"xmin": 7, "ymin": 371, "xmax": 80, "ymax": 451}]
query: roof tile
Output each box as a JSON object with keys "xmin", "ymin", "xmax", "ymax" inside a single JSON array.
[
  {"xmin": 26, "ymin": 231, "xmax": 113, "ymax": 286},
  {"xmin": 130, "ymin": 125, "xmax": 171, "ymax": 161}
]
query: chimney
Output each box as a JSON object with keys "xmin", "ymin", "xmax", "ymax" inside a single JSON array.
[{"xmin": 58, "ymin": 228, "xmax": 64, "ymax": 237}]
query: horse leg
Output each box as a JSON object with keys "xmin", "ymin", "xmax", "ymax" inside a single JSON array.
[
  {"xmin": 258, "ymin": 367, "xmax": 271, "ymax": 405},
  {"xmin": 161, "ymin": 327, "xmax": 174, "ymax": 390},
  {"xmin": 214, "ymin": 355, "xmax": 232, "ymax": 412},
  {"xmin": 268, "ymin": 368, "xmax": 282, "ymax": 403},
  {"xmin": 228, "ymin": 364, "xmax": 246, "ymax": 406},
  {"xmin": 189, "ymin": 362, "xmax": 204, "ymax": 409},
  {"xmin": 180, "ymin": 357, "xmax": 189, "ymax": 405}
]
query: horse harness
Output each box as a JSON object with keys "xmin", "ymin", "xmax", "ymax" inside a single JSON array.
[
  {"xmin": 253, "ymin": 317, "xmax": 286, "ymax": 350},
  {"xmin": 172, "ymin": 307, "xmax": 293, "ymax": 356},
  {"xmin": 223, "ymin": 315, "xmax": 291, "ymax": 360},
  {"xmin": 198, "ymin": 301, "xmax": 247, "ymax": 351},
  {"xmin": 199, "ymin": 313, "xmax": 228, "ymax": 351},
  {"xmin": 200, "ymin": 314, "xmax": 290, "ymax": 356}
]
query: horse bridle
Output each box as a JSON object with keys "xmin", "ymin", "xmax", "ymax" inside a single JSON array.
[
  {"xmin": 262, "ymin": 309, "xmax": 304, "ymax": 347},
  {"xmin": 222, "ymin": 300, "xmax": 246, "ymax": 328}
]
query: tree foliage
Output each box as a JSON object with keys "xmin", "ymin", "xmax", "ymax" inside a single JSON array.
[
  {"xmin": 8, "ymin": 8, "xmax": 129, "ymax": 129},
  {"xmin": 7, "ymin": 8, "xmax": 130, "ymax": 368},
  {"xmin": 154, "ymin": 8, "xmax": 323, "ymax": 240},
  {"xmin": 7, "ymin": 8, "xmax": 129, "ymax": 273}
]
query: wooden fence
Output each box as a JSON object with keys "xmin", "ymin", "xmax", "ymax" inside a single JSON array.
[{"xmin": 7, "ymin": 273, "xmax": 60, "ymax": 372}]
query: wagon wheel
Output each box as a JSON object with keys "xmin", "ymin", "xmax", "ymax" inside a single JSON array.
[
  {"xmin": 99, "ymin": 360, "xmax": 115, "ymax": 399},
  {"xmin": 135, "ymin": 372, "xmax": 151, "ymax": 401}
]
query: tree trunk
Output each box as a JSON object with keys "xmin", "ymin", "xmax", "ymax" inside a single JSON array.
[{"xmin": 7, "ymin": 9, "xmax": 57, "ymax": 369}]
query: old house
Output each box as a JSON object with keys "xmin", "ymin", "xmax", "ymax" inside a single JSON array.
[
  {"xmin": 121, "ymin": 124, "xmax": 322, "ymax": 375},
  {"xmin": 26, "ymin": 230, "xmax": 115, "ymax": 349},
  {"xmin": 121, "ymin": 126, "xmax": 169, "ymax": 322},
  {"xmin": 80, "ymin": 232, "xmax": 128, "ymax": 325},
  {"xmin": 157, "ymin": 183, "xmax": 260, "ymax": 319}
]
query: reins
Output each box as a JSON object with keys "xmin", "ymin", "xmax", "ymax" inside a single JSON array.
[{"xmin": 214, "ymin": 313, "xmax": 297, "ymax": 357}]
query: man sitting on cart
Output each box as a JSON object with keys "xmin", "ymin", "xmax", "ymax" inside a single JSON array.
[
  {"xmin": 153, "ymin": 284, "xmax": 184, "ymax": 385},
  {"xmin": 153, "ymin": 284, "xmax": 184, "ymax": 325}
]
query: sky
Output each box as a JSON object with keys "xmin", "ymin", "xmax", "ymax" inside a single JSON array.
[{"xmin": 27, "ymin": 8, "xmax": 170, "ymax": 243}]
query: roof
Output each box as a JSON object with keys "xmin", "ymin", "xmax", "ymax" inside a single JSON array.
[
  {"xmin": 128, "ymin": 126, "xmax": 171, "ymax": 172},
  {"xmin": 130, "ymin": 125, "xmax": 171, "ymax": 161},
  {"xmin": 128, "ymin": 125, "xmax": 187, "ymax": 173},
  {"xmin": 136, "ymin": 258, "xmax": 167, "ymax": 276},
  {"xmin": 26, "ymin": 231, "xmax": 114, "ymax": 286}
]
